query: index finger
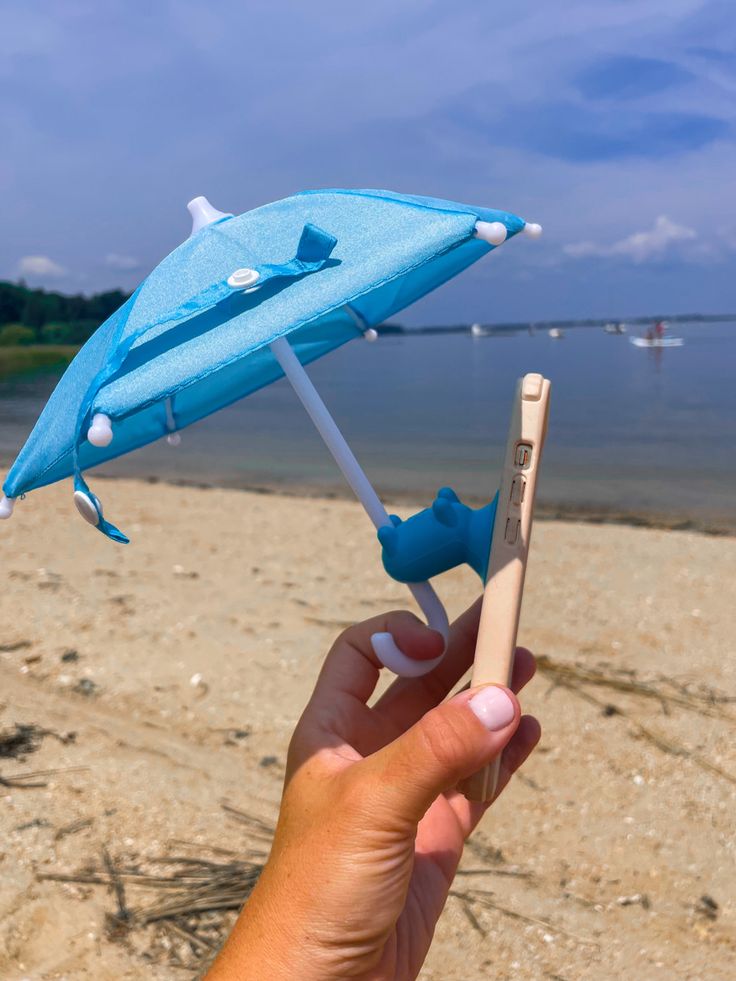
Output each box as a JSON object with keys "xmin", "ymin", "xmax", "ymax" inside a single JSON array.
[
  {"xmin": 373, "ymin": 597, "xmax": 536, "ymax": 727},
  {"xmin": 372, "ymin": 597, "xmax": 483, "ymax": 719},
  {"xmin": 308, "ymin": 610, "xmax": 445, "ymax": 711}
]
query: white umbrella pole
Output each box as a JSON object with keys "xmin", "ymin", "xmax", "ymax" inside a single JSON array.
[{"xmin": 269, "ymin": 336, "xmax": 448, "ymax": 677}]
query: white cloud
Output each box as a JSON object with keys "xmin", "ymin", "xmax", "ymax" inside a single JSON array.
[
  {"xmin": 17, "ymin": 254, "xmax": 67, "ymax": 278},
  {"xmin": 105, "ymin": 252, "xmax": 141, "ymax": 271},
  {"xmin": 564, "ymin": 215, "xmax": 697, "ymax": 263}
]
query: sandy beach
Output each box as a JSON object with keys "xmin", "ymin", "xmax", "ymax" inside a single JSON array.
[{"xmin": 1, "ymin": 478, "xmax": 734, "ymax": 980}]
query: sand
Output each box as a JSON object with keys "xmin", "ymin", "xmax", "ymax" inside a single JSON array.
[{"xmin": 0, "ymin": 478, "xmax": 734, "ymax": 980}]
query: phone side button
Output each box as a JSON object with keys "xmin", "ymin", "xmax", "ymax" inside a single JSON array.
[
  {"xmin": 510, "ymin": 475, "xmax": 526, "ymax": 505},
  {"xmin": 521, "ymin": 373, "xmax": 543, "ymax": 401},
  {"xmin": 504, "ymin": 518, "xmax": 520, "ymax": 545},
  {"xmin": 514, "ymin": 442, "xmax": 533, "ymax": 469}
]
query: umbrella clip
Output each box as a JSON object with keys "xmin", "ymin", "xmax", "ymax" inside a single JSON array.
[{"xmin": 378, "ymin": 489, "xmax": 498, "ymax": 585}]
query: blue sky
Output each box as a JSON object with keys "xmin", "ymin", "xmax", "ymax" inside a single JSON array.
[{"xmin": 2, "ymin": 0, "xmax": 735, "ymax": 323}]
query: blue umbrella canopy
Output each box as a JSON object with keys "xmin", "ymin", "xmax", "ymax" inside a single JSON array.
[
  {"xmin": 2, "ymin": 189, "xmax": 534, "ymax": 503},
  {"xmin": 1, "ymin": 187, "xmax": 540, "ymax": 675}
]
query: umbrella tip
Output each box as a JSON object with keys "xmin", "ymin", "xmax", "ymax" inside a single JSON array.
[
  {"xmin": 523, "ymin": 221, "xmax": 543, "ymax": 238},
  {"xmin": 187, "ymin": 196, "xmax": 232, "ymax": 236},
  {"xmin": 0, "ymin": 495, "xmax": 15, "ymax": 520},
  {"xmin": 88, "ymin": 413, "xmax": 113, "ymax": 448},
  {"xmin": 474, "ymin": 221, "xmax": 507, "ymax": 246}
]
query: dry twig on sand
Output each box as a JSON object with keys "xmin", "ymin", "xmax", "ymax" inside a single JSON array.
[
  {"xmin": 39, "ymin": 807, "xmax": 271, "ymax": 971},
  {"xmin": 39, "ymin": 804, "xmax": 547, "ymax": 971},
  {"xmin": 536, "ymin": 655, "xmax": 736, "ymax": 722},
  {"xmin": 0, "ymin": 765, "xmax": 88, "ymax": 789},
  {"xmin": 536, "ymin": 656, "xmax": 736, "ymax": 786},
  {"xmin": 54, "ymin": 817, "xmax": 94, "ymax": 841},
  {"xmin": 449, "ymin": 887, "xmax": 599, "ymax": 948}
]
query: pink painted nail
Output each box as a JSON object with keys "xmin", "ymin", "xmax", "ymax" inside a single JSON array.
[{"xmin": 468, "ymin": 687, "xmax": 516, "ymax": 731}]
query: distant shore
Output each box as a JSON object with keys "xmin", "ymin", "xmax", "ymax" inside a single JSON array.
[
  {"xmin": 0, "ymin": 344, "xmax": 77, "ymax": 380},
  {"xmin": 131, "ymin": 473, "xmax": 736, "ymax": 536},
  {"xmin": 2, "ymin": 322, "xmax": 733, "ymax": 538},
  {"xmin": 377, "ymin": 312, "xmax": 736, "ymax": 335}
]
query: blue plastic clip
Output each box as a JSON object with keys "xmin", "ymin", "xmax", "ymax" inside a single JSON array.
[{"xmin": 378, "ymin": 487, "xmax": 498, "ymax": 584}]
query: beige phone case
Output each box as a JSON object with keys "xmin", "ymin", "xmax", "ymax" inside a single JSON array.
[{"xmin": 460, "ymin": 373, "xmax": 550, "ymax": 802}]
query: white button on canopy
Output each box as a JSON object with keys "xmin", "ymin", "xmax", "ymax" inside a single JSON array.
[{"xmin": 227, "ymin": 267, "xmax": 260, "ymax": 289}]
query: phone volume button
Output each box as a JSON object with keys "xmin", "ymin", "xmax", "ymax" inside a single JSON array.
[
  {"xmin": 510, "ymin": 475, "xmax": 526, "ymax": 505},
  {"xmin": 504, "ymin": 518, "xmax": 520, "ymax": 545}
]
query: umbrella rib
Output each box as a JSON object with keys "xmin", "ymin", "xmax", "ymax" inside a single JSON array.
[
  {"xmin": 269, "ymin": 336, "xmax": 449, "ymax": 661},
  {"xmin": 270, "ymin": 336, "xmax": 392, "ymax": 530}
]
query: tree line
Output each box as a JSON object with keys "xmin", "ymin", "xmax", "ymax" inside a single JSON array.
[{"xmin": 0, "ymin": 281, "xmax": 129, "ymax": 346}]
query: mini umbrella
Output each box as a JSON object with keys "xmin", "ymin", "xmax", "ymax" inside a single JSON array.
[{"xmin": 0, "ymin": 188, "xmax": 541, "ymax": 676}]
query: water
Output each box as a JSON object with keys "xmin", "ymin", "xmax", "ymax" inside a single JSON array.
[{"xmin": 1, "ymin": 321, "xmax": 734, "ymax": 527}]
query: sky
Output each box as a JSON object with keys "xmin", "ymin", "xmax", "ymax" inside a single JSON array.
[{"xmin": 1, "ymin": 0, "xmax": 735, "ymax": 324}]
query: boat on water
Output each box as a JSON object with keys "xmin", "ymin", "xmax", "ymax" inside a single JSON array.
[
  {"xmin": 548, "ymin": 327, "xmax": 564, "ymax": 339},
  {"xmin": 604, "ymin": 322, "xmax": 627, "ymax": 334},
  {"xmin": 631, "ymin": 320, "xmax": 684, "ymax": 348},
  {"xmin": 471, "ymin": 322, "xmax": 526, "ymax": 337},
  {"xmin": 630, "ymin": 336, "xmax": 684, "ymax": 348}
]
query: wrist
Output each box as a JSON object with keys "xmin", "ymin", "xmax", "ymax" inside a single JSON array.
[{"xmin": 205, "ymin": 859, "xmax": 328, "ymax": 981}]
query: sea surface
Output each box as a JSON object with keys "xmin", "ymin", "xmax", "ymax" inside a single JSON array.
[{"xmin": 1, "ymin": 321, "xmax": 734, "ymax": 528}]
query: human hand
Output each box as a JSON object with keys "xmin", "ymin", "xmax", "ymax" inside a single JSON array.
[{"xmin": 206, "ymin": 598, "xmax": 540, "ymax": 981}]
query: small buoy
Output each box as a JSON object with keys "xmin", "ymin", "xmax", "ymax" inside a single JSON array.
[
  {"xmin": 0, "ymin": 495, "xmax": 15, "ymax": 520},
  {"xmin": 73, "ymin": 490, "xmax": 101, "ymax": 526},
  {"xmin": 524, "ymin": 222, "xmax": 543, "ymax": 238},
  {"xmin": 166, "ymin": 432, "xmax": 182, "ymax": 446},
  {"xmin": 87, "ymin": 413, "xmax": 113, "ymax": 447},
  {"xmin": 475, "ymin": 221, "xmax": 507, "ymax": 246},
  {"xmin": 364, "ymin": 328, "xmax": 379, "ymax": 342}
]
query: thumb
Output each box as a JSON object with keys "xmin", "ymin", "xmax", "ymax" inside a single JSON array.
[{"xmin": 361, "ymin": 685, "xmax": 520, "ymax": 826}]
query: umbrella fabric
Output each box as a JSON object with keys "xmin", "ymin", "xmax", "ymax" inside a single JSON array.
[{"xmin": 4, "ymin": 189, "xmax": 525, "ymax": 519}]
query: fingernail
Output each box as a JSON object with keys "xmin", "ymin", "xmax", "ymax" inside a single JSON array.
[{"xmin": 468, "ymin": 686, "xmax": 516, "ymax": 731}]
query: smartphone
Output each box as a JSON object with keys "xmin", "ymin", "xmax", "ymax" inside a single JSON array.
[{"xmin": 460, "ymin": 372, "xmax": 551, "ymax": 802}]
